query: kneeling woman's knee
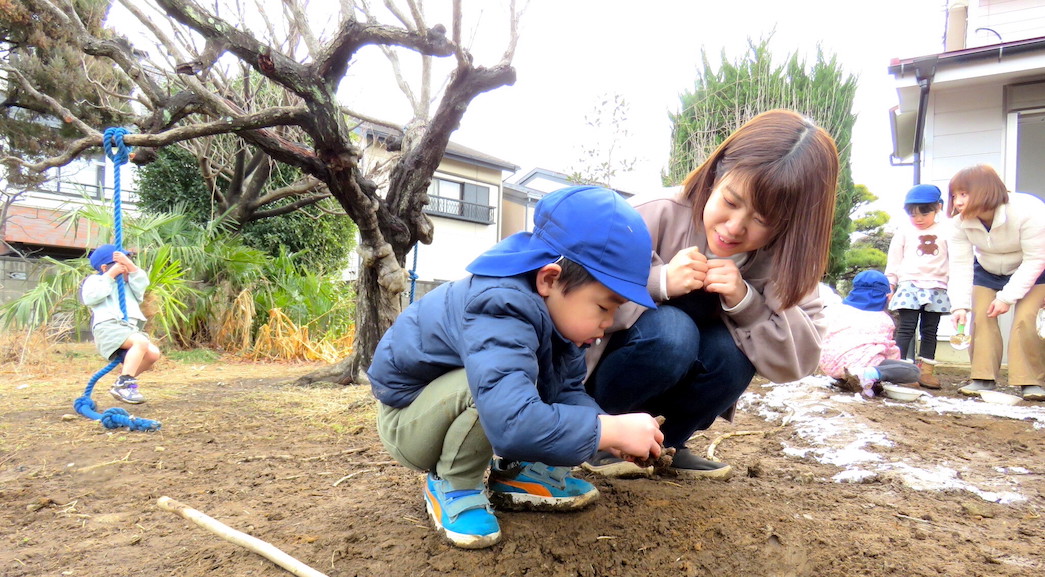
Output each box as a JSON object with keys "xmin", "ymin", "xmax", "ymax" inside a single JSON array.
[{"xmin": 637, "ymin": 306, "xmax": 700, "ymax": 362}]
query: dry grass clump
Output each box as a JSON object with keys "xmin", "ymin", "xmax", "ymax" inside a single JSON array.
[
  {"xmin": 215, "ymin": 290, "xmax": 352, "ymax": 363},
  {"xmin": 251, "ymin": 308, "xmax": 352, "ymax": 363},
  {"xmin": 214, "ymin": 289, "xmax": 256, "ymax": 354},
  {"xmin": 0, "ymin": 329, "xmax": 62, "ymax": 367}
]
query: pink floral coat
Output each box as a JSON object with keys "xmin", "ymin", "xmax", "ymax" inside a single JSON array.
[{"xmin": 818, "ymin": 303, "xmax": 901, "ymax": 379}]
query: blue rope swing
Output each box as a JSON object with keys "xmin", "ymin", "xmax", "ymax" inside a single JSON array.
[
  {"xmin": 408, "ymin": 244, "xmax": 419, "ymax": 304},
  {"xmin": 74, "ymin": 127, "xmax": 161, "ymax": 432}
]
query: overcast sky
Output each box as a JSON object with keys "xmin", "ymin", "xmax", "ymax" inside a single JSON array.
[
  {"xmin": 438, "ymin": 0, "xmax": 951, "ymax": 224},
  {"xmin": 115, "ymin": 1, "xmax": 953, "ymax": 224}
]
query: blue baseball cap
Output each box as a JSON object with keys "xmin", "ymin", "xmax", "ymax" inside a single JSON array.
[
  {"xmin": 904, "ymin": 184, "xmax": 942, "ymax": 205},
  {"xmin": 89, "ymin": 244, "xmax": 119, "ymax": 272},
  {"xmin": 467, "ymin": 186, "xmax": 656, "ymax": 308},
  {"xmin": 843, "ymin": 270, "xmax": 891, "ymax": 312}
]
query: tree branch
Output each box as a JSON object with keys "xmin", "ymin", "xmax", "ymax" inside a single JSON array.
[
  {"xmin": 7, "ymin": 106, "xmax": 312, "ymax": 172},
  {"xmin": 0, "ymin": 66, "xmax": 97, "ymax": 136},
  {"xmin": 251, "ymin": 191, "xmax": 332, "ymax": 221},
  {"xmin": 313, "ymin": 15, "xmax": 455, "ymax": 86},
  {"xmin": 153, "ymin": 0, "xmax": 312, "ymax": 95},
  {"xmin": 251, "ymin": 175, "xmax": 326, "ymax": 208}
]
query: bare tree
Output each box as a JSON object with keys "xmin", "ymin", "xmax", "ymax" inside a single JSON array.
[
  {"xmin": 566, "ymin": 93, "xmax": 637, "ymax": 188},
  {"xmin": 1, "ymin": 0, "xmax": 520, "ymax": 383}
]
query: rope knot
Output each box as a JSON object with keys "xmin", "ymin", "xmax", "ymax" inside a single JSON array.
[{"xmin": 103, "ymin": 127, "xmax": 132, "ymax": 165}]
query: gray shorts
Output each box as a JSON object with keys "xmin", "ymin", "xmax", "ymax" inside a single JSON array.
[{"xmin": 93, "ymin": 319, "xmax": 147, "ymax": 361}]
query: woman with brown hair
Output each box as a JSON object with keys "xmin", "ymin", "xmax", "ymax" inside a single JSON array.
[
  {"xmin": 946, "ymin": 164, "xmax": 1045, "ymax": 401},
  {"xmin": 583, "ymin": 109, "xmax": 840, "ymax": 479}
]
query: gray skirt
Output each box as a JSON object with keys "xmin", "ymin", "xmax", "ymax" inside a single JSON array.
[
  {"xmin": 888, "ymin": 282, "xmax": 951, "ymax": 314},
  {"xmin": 93, "ymin": 319, "xmax": 147, "ymax": 361}
]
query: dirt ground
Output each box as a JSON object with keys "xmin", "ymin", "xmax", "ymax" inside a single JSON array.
[{"xmin": 2, "ymin": 342, "xmax": 1043, "ymax": 577}]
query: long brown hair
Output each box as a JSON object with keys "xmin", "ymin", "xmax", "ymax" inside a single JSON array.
[
  {"xmin": 678, "ymin": 109, "xmax": 839, "ymax": 310},
  {"xmin": 947, "ymin": 164, "xmax": 1009, "ymax": 220}
]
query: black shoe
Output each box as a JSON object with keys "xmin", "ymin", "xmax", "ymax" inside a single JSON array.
[{"xmin": 669, "ymin": 448, "xmax": 733, "ymax": 480}]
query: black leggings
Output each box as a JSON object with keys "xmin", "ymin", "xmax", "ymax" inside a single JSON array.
[{"xmin": 894, "ymin": 308, "xmax": 942, "ymax": 361}]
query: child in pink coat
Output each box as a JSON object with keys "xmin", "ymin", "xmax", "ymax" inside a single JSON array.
[{"xmin": 820, "ymin": 270, "xmax": 920, "ymax": 397}]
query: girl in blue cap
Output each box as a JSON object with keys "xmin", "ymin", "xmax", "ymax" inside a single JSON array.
[
  {"xmin": 885, "ymin": 184, "xmax": 951, "ymax": 389},
  {"xmin": 583, "ymin": 109, "xmax": 839, "ymax": 480},
  {"xmin": 819, "ymin": 270, "xmax": 921, "ymax": 397},
  {"xmin": 368, "ymin": 186, "xmax": 664, "ymax": 549},
  {"xmin": 82, "ymin": 244, "xmax": 160, "ymax": 404}
]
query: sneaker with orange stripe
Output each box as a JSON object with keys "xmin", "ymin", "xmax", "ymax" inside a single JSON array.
[
  {"xmin": 424, "ymin": 473, "xmax": 501, "ymax": 549},
  {"xmin": 487, "ymin": 459, "xmax": 599, "ymax": 511}
]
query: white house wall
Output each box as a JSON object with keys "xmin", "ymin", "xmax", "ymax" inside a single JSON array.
[
  {"xmin": 409, "ymin": 216, "xmax": 498, "ymax": 283},
  {"xmin": 968, "ymin": 0, "xmax": 1045, "ymax": 46},
  {"xmin": 927, "ymin": 83, "xmax": 1006, "ymax": 183}
]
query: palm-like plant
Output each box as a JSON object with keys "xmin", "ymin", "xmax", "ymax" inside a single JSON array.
[
  {"xmin": 1, "ymin": 200, "xmax": 198, "ymax": 343},
  {"xmin": 2, "ymin": 196, "xmax": 356, "ymax": 357}
]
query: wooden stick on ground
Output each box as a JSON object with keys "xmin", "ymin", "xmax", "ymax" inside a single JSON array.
[{"xmin": 157, "ymin": 496, "xmax": 328, "ymax": 577}]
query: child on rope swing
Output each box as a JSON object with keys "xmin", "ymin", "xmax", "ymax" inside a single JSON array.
[{"xmin": 82, "ymin": 244, "xmax": 161, "ymax": 404}]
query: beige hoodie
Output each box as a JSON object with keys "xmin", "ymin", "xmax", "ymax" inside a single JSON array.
[
  {"xmin": 585, "ymin": 192, "xmax": 828, "ymax": 384},
  {"xmin": 947, "ymin": 192, "xmax": 1045, "ymax": 310}
]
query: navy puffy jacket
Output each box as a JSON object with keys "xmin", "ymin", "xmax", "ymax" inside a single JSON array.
[{"xmin": 368, "ymin": 274, "xmax": 603, "ymax": 466}]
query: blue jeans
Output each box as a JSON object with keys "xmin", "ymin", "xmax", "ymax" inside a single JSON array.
[{"xmin": 586, "ymin": 305, "xmax": 755, "ymax": 448}]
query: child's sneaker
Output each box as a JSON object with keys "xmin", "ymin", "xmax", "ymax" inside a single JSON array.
[
  {"xmin": 423, "ymin": 473, "xmax": 500, "ymax": 549},
  {"xmin": 110, "ymin": 375, "xmax": 146, "ymax": 404},
  {"xmin": 857, "ymin": 367, "xmax": 881, "ymax": 397},
  {"xmin": 488, "ymin": 459, "xmax": 599, "ymax": 511}
]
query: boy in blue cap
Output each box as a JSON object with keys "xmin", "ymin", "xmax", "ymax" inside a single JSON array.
[
  {"xmin": 82, "ymin": 244, "xmax": 160, "ymax": 404},
  {"xmin": 368, "ymin": 185, "xmax": 665, "ymax": 549}
]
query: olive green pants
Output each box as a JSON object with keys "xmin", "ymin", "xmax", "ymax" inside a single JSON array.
[
  {"xmin": 969, "ymin": 284, "xmax": 1045, "ymax": 386},
  {"xmin": 376, "ymin": 369, "xmax": 492, "ymax": 490}
]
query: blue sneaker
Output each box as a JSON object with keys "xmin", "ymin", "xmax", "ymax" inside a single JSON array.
[
  {"xmin": 487, "ymin": 459, "xmax": 599, "ymax": 511},
  {"xmin": 423, "ymin": 473, "xmax": 500, "ymax": 549}
]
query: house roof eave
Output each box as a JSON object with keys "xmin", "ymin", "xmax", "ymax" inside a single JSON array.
[{"xmin": 888, "ymin": 36, "xmax": 1045, "ymax": 78}]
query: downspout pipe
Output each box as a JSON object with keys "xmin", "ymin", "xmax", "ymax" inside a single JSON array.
[{"xmin": 911, "ymin": 56, "xmax": 938, "ymax": 184}]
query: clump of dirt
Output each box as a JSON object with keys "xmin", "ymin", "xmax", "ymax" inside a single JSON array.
[
  {"xmin": 1, "ymin": 344, "xmax": 1043, "ymax": 577},
  {"xmin": 629, "ymin": 417, "xmax": 676, "ymax": 474}
]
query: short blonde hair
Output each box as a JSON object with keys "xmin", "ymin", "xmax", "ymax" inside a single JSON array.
[{"xmin": 947, "ymin": 164, "xmax": 1009, "ymax": 220}]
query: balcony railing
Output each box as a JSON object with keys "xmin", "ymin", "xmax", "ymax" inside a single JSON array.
[
  {"xmin": 31, "ymin": 180, "xmax": 140, "ymax": 203},
  {"xmin": 425, "ymin": 196, "xmax": 494, "ymax": 224}
]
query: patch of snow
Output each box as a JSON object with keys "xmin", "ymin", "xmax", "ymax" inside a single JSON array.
[{"xmin": 738, "ymin": 375, "xmax": 1045, "ymax": 504}]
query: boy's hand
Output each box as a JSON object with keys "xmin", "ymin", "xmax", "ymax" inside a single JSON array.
[
  {"xmin": 597, "ymin": 413, "xmax": 663, "ymax": 460},
  {"xmin": 705, "ymin": 259, "xmax": 748, "ymax": 308},
  {"xmin": 106, "ymin": 263, "xmax": 128, "ymax": 278},
  {"xmin": 665, "ymin": 247, "xmax": 708, "ymax": 298},
  {"xmin": 112, "ymin": 251, "xmax": 138, "ymax": 272}
]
